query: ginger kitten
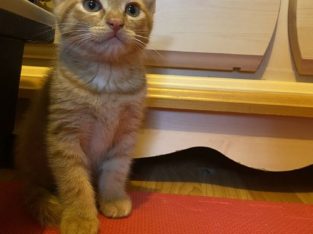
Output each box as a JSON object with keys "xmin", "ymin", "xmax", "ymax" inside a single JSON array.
[{"xmin": 16, "ymin": 0, "xmax": 155, "ymax": 233}]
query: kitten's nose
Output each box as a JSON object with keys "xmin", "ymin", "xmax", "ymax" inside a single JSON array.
[{"xmin": 106, "ymin": 18, "xmax": 124, "ymax": 33}]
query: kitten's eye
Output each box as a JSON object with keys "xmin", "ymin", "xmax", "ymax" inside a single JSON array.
[
  {"xmin": 125, "ymin": 3, "xmax": 141, "ymax": 17},
  {"xmin": 83, "ymin": 0, "xmax": 102, "ymax": 12}
]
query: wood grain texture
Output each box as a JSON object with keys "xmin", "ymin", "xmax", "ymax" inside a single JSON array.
[
  {"xmin": 147, "ymin": 0, "xmax": 281, "ymax": 71},
  {"xmin": 19, "ymin": 66, "xmax": 313, "ymax": 118},
  {"xmin": 144, "ymin": 51, "xmax": 262, "ymax": 72},
  {"xmin": 289, "ymin": 0, "xmax": 313, "ymax": 75},
  {"xmin": 2, "ymin": 148, "xmax": 313, "ymax": 203},
  {"xmin": 134, "ymin": 109, "xmax": 313, "ymax": 171},
  {"xmin": 130, "ymin": 148, "xmax": 313, "ymax": 203}
]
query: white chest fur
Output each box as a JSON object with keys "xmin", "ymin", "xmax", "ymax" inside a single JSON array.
[{"xmin": 88, "ymin": 63, "xmax": 140, "ymax": 93}]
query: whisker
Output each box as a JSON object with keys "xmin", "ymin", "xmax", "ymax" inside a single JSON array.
[
  {"xmin": 133, "ymin": 38, "xmax": 146, "ymax": 48},
  {"xmin": 146, "ymin": 49, "xmax": 163, "ymax": 60},
  {"xmin": 61, "ymin": 34, "xmax": 91, "ymax": 55},
  {"xmin": 86, "ymin": 63, "xmax": 100, "ymax": 85},
  {"xmin": 130, "ymin": 34, "xmax": 163, "ymax": 59},
  {"xmin": 26, "ymin": 25, "xmax": 55, "ymax": 39},
  {"xmin": 60, "ymin": 30, "xmax": 90, "ymax": 36},
  {"xmin": 135, "ymin": 35, "xmax": 150, "ymax": 40}
]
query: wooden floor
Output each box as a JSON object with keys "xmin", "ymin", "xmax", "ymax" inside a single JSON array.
[
  {"xmin": 129, "ymin": 147, "xmax": 313, "ymax": 204},
  {"xmin": 1, "ymin": 99, "xmax": 312, "ymax": 204},
  {"xmin": 2, "ymin": 147, "xmax": 313, "ymax": 204}
]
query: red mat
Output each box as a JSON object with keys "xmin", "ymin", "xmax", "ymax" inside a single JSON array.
[{"xmin": 1, "ymin": 182, "xmax": 313, "ymax": 234}]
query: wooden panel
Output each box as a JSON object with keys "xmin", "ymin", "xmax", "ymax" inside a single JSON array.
[
  {"xmin": 289, "ymin": 0, "xmax": 313, "ymax": 75},
  {"xmin": 147, "ymin": 0, "xmax": 281, "ymax": 72},
  {"xmin": 134, "ymin": 109, "xmax": 313, "ymax": 171}
]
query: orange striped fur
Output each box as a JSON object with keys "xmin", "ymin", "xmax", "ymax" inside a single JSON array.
[{"xmin": 16, "ymin": 0, "xmax": 155, "ymax": 233}]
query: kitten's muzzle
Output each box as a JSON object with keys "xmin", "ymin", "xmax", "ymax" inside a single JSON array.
[{"xmin": 106, "ymin": 18, "xmax": 124, "ymax": 34}]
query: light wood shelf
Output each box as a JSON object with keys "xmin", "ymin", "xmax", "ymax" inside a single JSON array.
[
  {"xmin": 289, "ymin": 0, "xmax": 313, "ymax": 75},
  {"xmin": 147, "ymin": 0, "xmax": 281, "ymax": 72},
  {"xmin": 17, "ymin": 0, "xmax": 313, "ymax": 172}
]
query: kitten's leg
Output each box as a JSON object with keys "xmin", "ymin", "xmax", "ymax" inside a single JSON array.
[
  {"xmin": 48, "ymin": 142, "xmax": 99, "ymax": 234},
  {"xmin": 98, "ymin": 106, "xmax": 144, "ymax": 218},
  {"xmin": 98, "ymin": 155, "xmax": 132, "ymax": 218}
]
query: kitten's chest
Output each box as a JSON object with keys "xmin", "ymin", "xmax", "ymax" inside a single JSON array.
[
  {"xmin": 79, "ymin": 93, "xmax": 143, "ymax": 162},
  {"xmin": 80, "ymin": 99, "xmax": 121, "ymax": 160}
]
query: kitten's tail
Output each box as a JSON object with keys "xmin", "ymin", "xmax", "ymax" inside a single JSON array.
[{"xmin": 25, "ymin": 186, "xmax": 63, "ymax": 226}]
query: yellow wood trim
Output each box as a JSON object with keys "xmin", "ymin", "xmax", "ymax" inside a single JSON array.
[
  {"xmin": 20, "ymin": 65, "xmax": 313, "ymax": 118},
  {"xmin": 24, "ymin": 43, "xmax": 56, "ymax": 60}
]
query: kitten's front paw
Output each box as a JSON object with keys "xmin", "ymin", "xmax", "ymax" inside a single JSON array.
[
  {"xmin": 99, "ymin": 195, "xmax": 132, "ymax": 218},
  {"xmin": 61, "ymin": 210, "xmax": 99, "ymax": 234}
]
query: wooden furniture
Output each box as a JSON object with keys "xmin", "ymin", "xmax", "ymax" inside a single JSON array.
[
  {"xmin": 289, "ymin": 0, "xmax": 313, "ymax": 75},
  {"xmin": 0, "ymin": 1, "xmax": 54, "ymax": 167},
  {"xmin": 146, "ymin": 0, "xmax": 281, "ymax": 72},
  {"xmin": 19, "ymin": 0, "xmax": 313, "ymax": 171}
]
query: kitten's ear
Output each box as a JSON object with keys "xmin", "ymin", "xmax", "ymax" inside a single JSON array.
[{"xmin": 145, "ymin": 0, "xmax": 156, "ymax": 13}]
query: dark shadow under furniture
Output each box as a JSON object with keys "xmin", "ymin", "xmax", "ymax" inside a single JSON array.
[{"xmin": 0, "ymin": 4, "xmax": 54, "ymax": 167}]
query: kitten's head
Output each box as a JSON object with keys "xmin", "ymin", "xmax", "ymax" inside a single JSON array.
[{"xmin": 53, "ymin": 0, "xmax": 155, "ymax": 62}]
